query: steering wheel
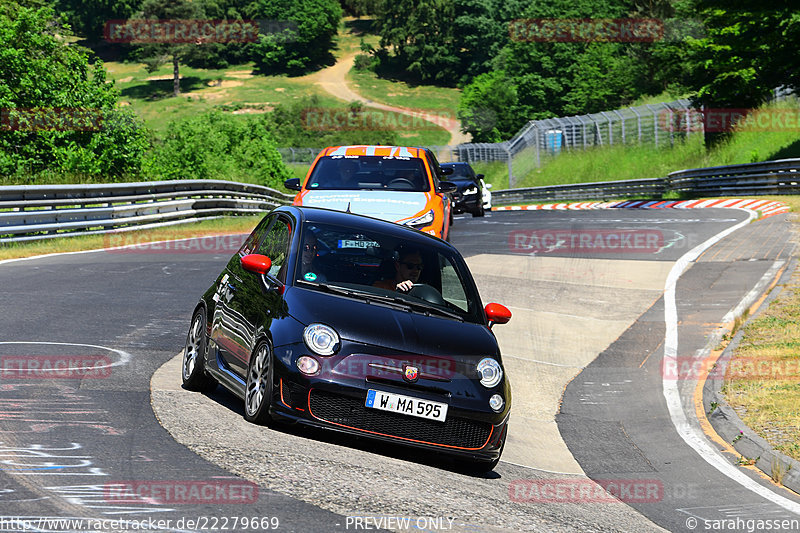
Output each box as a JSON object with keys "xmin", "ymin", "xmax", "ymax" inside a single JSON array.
[
  {"xmin": 387, "ymin": 178, "xmax": 415, "ymax": 190},
  {"xmin": 408, "ymin": 283, "xmax": 446, "ymax": 306}
]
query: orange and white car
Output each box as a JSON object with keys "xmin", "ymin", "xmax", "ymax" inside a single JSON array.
[{"xmin": 284, "ymin": 145, "xmax": 457, "ymax": 240}]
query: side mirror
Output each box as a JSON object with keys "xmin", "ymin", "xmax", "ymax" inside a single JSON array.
[
  {"xmin": 485, "ymin": 183, "xmax": 493, "ymax": 189},
  {"xmin": 241, "ymin": 254, "xmax": 272, "ymax": 275},
  {"xmin": 476, "ymin": 173, "xmax": 485, "ymax": 179},
  {"xmin": 441, "ymin": 166, "xmax": 454, "ymax": 175},
  {"xmin": 438, "ymin": 181, "xmax": 457, "ymax": 193},
  {"xmin": 284, "ymin": 178, "xmax": 301, "ymax": 191},
  {"xmin": 485, "ymin": 303, "xmax": 511, "ymax": 327}
]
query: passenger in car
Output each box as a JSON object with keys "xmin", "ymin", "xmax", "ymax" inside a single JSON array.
[
  {"xmin": 373, "ymin": 245, "xmax": 424, "ymax": 292},
  {"xmin": 299, "ymin": 231, "xmax": 326, "ymax": 282}
]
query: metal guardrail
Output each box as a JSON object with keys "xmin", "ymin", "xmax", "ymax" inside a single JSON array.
[
  {"xmin": 491, "ymin": 178, "xmax": 665, "ymax": 204},
  {"xmin": 492, "ymin": 158, "xmax": 800, "ymax": 205},
  {"xmin": 3, "ymin": 158, "xmax": 797, "ymax": 243},
  {"xmin": 0, "ymin": 180, "xmax": 294, "ymax": 243}
]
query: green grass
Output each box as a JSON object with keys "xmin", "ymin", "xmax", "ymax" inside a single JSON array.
[
  {"xmin": 108, "ymin": 62, "xmax": 343, "ymax": 133},
  {"xmin": 0, "ymin": 216, "xmax": 263, "ymax": 261},
  {"xmin": 347, "ymin": 69, "xmax": 462, "ymax": 116},
  {"xmin": 723, "ymin": 252, "xmax": 800, "ymax": 464}
]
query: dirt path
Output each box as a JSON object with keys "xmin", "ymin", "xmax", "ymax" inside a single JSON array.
[{"xmin": 304, "ymin": 53, "xmax": 471, "ymax": 146}]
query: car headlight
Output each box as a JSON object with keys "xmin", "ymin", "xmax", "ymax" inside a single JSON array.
[
  {"xmin": 463, "ymin": 187, "xmax": 478, "ymax": 195},
  {"xmin": 404, "ymin": 209, "xmax": 435, "ymax": 228},
  {"xmin": 477, "ymin": 358, "xmax": 503, "ymax": 388},
  {"xmin": 303, "ymin": 324, "xmax": 339, "ymax": 356}
]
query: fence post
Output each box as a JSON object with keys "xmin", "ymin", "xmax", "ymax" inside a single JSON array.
[
  {"xmin": 600, "ymin": 112, "xmax": 613, "ymax": 145},
  {"xmin": 646, "ymin": 104, "xmax": 659, "ymax": 148},
  {"xmin": 614, "ymin": 110, "xmax": 626, "ymax": 144},
  {"xmin": 631, "ymin": 107, "xmax": 642, "ymax": 143}
]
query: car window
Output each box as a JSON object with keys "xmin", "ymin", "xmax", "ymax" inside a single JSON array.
[
  {"xmin": 305, "ymin": 156, "xmax": 430, "ymax": 192},
  {"xmin": 256, "ymin": 218, "xmax": 291, "ymax": 280},
  {"xmin": 294, "ymin": 221, "xmax": 483, "ymax": 323},
  {"xmin": 425, "ymin": 151, "xmax": 441, "ymax": 190},
  {"xmin": 238, "ymin": 215, "xmax": 273, "ymax": 256},
  {"xmin": 440, "ymin": 255, "xmax": 469, "ymax": 312}
]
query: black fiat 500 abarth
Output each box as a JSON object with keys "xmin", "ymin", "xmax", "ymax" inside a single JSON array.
[{"xmin": 182, "ymin": 206, "xmax": 512, "ymax": 470}]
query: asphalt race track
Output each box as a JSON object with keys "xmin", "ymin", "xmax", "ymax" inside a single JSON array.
[{"xmin": 1, "ymin": 207, "xmax": 798, "ymax": 532}]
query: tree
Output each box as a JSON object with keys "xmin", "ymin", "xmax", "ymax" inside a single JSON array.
[
  {"xmin": 246, "ymin": 0, "xmax": 342, "ymax": 74},
  {"xmin": 56, "ymin": 0, "xmax": 140, "ymax": 42},
  {"xmin": 679, "ymin": 0, "xmax": 800, "ymax": 146},
  {"xmin": 0, "ymin": 6, "xmax": 149, "ymax": 179},
  {"xmin": 131, "ymin": 0, "xmax": 206, "ymax": 97}
]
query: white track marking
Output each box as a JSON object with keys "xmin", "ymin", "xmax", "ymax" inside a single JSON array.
[{"xmin": 662, "ymin": 209, "xmax": 800, "ymax": 515}]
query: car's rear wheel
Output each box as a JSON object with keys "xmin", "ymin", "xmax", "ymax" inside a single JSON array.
[
  {"xmin": 182, "ymin": 310, "xmax": 217, "ymax": 392},
  {"xmin": 244, "ymin": 341, "xmax": 274, "ymax": 425}
]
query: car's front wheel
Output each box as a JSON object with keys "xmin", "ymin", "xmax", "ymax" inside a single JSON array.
[
  {"xmin": 244, "ymin": 341, "xmax": 274, "ymax": 425},
  {"xmin": 471, "ymin": 204, "xmax": 485, "ymax": 217},
  {"xmin": 182, "ymin": 309, "xmax": 217, "ymax": 392}
]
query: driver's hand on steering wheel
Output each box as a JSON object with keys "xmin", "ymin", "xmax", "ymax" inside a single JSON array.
[{"xmin": 396, "ymin": 280, "xmax": 414, "ymax": 292}]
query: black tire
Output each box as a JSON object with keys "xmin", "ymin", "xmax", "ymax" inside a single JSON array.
[
  {"xmin": 471, "ymin": 204, "xmax": 485, "ymax": 217},
  {"xmin": 182, "ymin": 310, "xmax": 217, "ymax": 392},
  {"xmin": 244, "ymin": 341, "xmax": 274, "ymax": 425}
]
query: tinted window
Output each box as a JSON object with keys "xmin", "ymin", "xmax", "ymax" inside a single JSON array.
[
  {"xmin": 238, "ymin": 215, "xmax": 273, "ymax": 256},
  {"xmin": 257, "ymin": 218, "xmax": 291, "ymax": 281},
  {"xmin": 305, "ymin": 156, "xmax": 430, "ymax": 192},
  {"xmin": 294, "ymin": 221, "xmax": 483, "ymax": 323}
]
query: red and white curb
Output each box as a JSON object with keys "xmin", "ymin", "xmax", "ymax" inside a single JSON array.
[{"xmin": 493, "ymin": 198, "xmax": 790, "ymax": 219}]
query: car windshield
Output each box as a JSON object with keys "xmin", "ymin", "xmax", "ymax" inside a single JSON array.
[
  {"xmin": 305, "ymin": 156, "xmax": 430, "ymax": 192},
  {"xmin": 294, "ymin": 221, "xmax": 482, "ymax": 323},
  {"xmin": 442, "ymin": 164, "xmax": 473, "ymax": 179}
]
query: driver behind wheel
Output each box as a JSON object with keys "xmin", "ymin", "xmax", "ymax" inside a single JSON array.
[{"xmin": 373, "ymin": 245, "xmax": 423, "ymax": 292}]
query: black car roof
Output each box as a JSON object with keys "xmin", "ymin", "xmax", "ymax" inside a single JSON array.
[{"xmin": 275, "ymin": 205, "xmax": 456, "ymax": 252}]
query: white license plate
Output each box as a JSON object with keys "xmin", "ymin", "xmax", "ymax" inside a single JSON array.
[{"xmin": 365, "ymin": 389, "xmax": 448, "ymax": 422}]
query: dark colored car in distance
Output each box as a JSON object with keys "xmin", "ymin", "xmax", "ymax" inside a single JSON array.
[
  {"xmin": 182, "ymin": 206, "xmax": 512, "ymax": 471},
  {"xmin": 440, "ymin": 162, "xmax": 490, "ymax": 217}
]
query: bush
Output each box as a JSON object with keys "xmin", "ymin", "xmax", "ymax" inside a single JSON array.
[
  {"xmin": 151, "ymin": 110, "xmax": 292, "ymax": 188},
  {"xmin": 0, "ymin": 7, "xmax": 150, "ymax": 182}
]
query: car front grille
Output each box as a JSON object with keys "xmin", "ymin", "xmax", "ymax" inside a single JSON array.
[{"xmin": 308, "ymin": 389, "xmax": 492, "ymax": 449}]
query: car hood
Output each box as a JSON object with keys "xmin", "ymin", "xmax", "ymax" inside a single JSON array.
[
  {"xmin": 285, "ymin": 287, "xmax": 498, "ymax": 357},
  {"xmin": 299, "ymin": 190, "xmax": 428, "ymax": 222}
]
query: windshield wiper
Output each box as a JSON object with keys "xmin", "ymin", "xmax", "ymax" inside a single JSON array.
[
  {"xmin": 296, "ymin": 280, "xmax": 464, "ymax": 321},
  {"xmin": 399, "ymin": 298, "xmax": 464, "ymax": 321},
  {"xmin": 296, "ymin": 280, "xmax": 411, "ymax": 310}
]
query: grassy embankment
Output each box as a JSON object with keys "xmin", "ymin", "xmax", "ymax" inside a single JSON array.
[
  {"xmin": 473, "ymin": 99, "xmax": 800, "ymax": 191},
  {"xmin": 719, "ymin": 193, "xmax": 800, "ymax": 465}
]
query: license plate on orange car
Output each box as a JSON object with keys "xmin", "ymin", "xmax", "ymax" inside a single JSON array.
[{"xmin": 365, "ymin": 389, "xmax": 447, "ymax": 422}]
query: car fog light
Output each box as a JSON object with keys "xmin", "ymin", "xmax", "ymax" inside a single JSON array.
[
  {"xmin": 489, "ymin": 394, "xmax": 504, "ymax": 412},
  {"xmin": 303, "ymin": 323, "xmax": 339, "ymax": 355},
  {"xmin": 296, "ymin": 356, "xmax": 320, "ymax": 375},
  {"xmin": 477, "ymin": 358, "xmax": 503, "ymax": 388}
]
